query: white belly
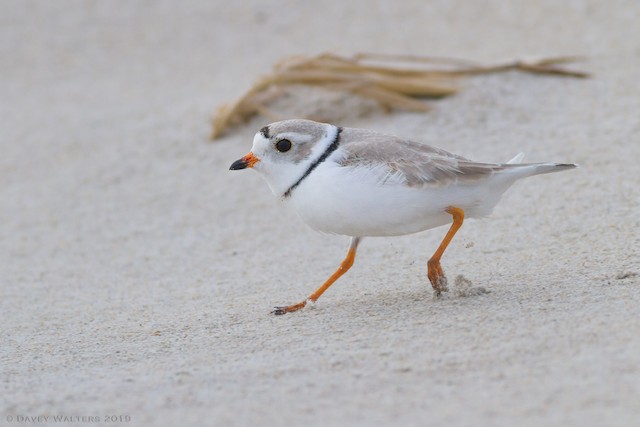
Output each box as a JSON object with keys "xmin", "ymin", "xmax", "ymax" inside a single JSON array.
[{"xmin": 287, "ymin": 162, "xmax": 509, "ymax": 237}]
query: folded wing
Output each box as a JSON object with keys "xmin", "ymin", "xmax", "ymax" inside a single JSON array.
[{"xmin": 337, "ymin": 128, "xmax": 505, "ymax": 187}]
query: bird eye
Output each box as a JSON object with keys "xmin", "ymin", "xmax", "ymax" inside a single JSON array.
[{"xmin": 275, "ymin": 139, "xmax": 292, "ymax": 152}]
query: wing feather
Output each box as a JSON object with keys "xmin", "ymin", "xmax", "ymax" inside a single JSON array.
[{"xmin": 337, "ymin": 128, "xmax": 503, "ymax": 187}]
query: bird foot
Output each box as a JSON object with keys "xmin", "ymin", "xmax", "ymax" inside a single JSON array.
[
  {"xmin": 430, "ymin": 274, "xmax": 449, "ymax": 299},
  {"xmin": 272, "ymin": 300, "xmax": 309, "ymax": 315},
  {"xmin": 428, "ymin": 258, "xmax": 449, "ymax": 299}
]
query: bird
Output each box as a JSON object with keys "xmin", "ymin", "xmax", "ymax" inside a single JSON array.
[{"xmin": 229, "ymin": 119, "xmax": 577, "ymax": 315}]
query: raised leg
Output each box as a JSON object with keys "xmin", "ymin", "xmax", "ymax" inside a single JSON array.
[
  {"xmin": 428, "ymin": 206, "xmax": 465, "ymax": 297},
  {"xmin": 273, "ymin": 237, "xmax": 361, "ymax": 315}
]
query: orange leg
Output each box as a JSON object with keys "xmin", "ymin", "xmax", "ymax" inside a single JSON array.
[
  {"xmin": 273, "ymin": 237, "xmax": 361, "ymax": 315},
  {"xmin": 428, "ymin": 206, "xmax": 465, "ymax": 297}
]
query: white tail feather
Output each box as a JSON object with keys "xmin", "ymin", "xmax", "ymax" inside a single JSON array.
[
  {"xmin": 530, "ymin": 163, "xmax": 578, "ymax": 176},
  {"xmin": 507, "ymin": 152, "xmax": 525, "ymax": 164},
  {"xmin": 502, "ymin": 153, "xmax": 577, "ymax": 178}
]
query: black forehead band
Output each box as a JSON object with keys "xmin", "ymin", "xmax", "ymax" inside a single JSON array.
[{"xmin": 260, "ymin": 126, "xmax": 270, "ymax": 139}]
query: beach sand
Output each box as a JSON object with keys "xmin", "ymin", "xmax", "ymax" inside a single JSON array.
[{"xmin": 2, "ymin": 1, "xmax": 639, "ymax": 426}]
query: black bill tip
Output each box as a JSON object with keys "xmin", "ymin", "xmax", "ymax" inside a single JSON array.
[{"xmin": 229, "ymin": 158, "xmax": 248, "ymax": 170}]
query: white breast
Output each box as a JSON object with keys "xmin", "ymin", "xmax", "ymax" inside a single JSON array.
[
  {"xmin": 288, "ymin": 162, "xmax": 439, "ymax": 236},
  {"xmin": 286, "ymin": 158, "xmax": 519, "ymax": 237}
]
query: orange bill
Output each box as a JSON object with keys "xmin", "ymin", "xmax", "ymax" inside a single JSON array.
[{"xmin": 229, "ymin": 152, "xmax": 260, "ymax": 170}]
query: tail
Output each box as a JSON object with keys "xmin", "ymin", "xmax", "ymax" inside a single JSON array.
[
  {"xmin": 466, "ymin": 154, "xmax": 577, "ymax": 219},
  {"xmin": 504, "ymin": 152, "xmax": 578, "ymax": 177},
  {"xmin": 507, "ymin": 152, "xmax": 525, "ymax": 164},
  {"xmin": 527, "ymin": 162, "xmax": 578, "ymax": 176}
]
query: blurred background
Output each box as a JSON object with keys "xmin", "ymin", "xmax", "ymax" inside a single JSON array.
[{"xmin": 2, "ymin": 1, "xmax": 639, "ymax": 426}]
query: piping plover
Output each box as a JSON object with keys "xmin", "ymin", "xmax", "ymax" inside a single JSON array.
[{"xmin": 230, "ymin": 119, "xmax": 576, "ymax": 315}]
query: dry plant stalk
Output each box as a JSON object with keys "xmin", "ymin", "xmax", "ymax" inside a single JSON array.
[{"xmin": 211, "ymin": 53, "xmax": 588, "ymax": 140}]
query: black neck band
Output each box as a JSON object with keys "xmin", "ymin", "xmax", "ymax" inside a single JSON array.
[{"xmin": 283, "ymin": 127, "xmax": 342, "ymax": 198}]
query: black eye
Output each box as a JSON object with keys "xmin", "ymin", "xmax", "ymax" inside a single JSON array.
[{"xmin": 275, "ymin": 139, "xmax": 292, "ymax": 152}]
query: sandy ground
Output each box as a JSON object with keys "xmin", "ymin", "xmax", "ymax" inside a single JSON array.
[{"xmin": 2, "ymin": 1, "xmax": 640, "ymax": 426}]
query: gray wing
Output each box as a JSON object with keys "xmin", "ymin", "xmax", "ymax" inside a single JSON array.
[{"xmin": 337, "ymin": 127, "xmax": 505, "ymax": 187}]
